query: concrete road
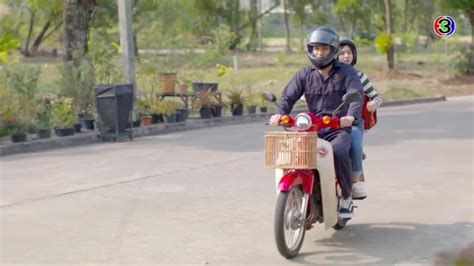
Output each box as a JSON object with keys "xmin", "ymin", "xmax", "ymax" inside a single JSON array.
[{"xmin": 1, "ymin": 96, "xmax": 473, "ymax": 265}]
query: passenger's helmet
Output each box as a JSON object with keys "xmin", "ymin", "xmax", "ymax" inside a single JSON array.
[
  {"xmin": 339, "ymin": 37, "xmax": 357, "ymax": 65},
  {"xmin": 306, "ymin": 26, "xmax": 340, "ymax": 69}
]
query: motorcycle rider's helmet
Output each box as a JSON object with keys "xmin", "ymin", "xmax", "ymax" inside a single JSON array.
[
  {"xmin": 339, "ymin": 37, "xmax": 357, "ymax": 65},
  {"xmin": 306, "ymin": 26, "xmax": 340, "ymax": 69}
]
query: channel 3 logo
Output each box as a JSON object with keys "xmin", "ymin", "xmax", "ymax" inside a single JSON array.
[{"xmin": 433, "ymin": 16, "xmax": 456, "ymax": 38}]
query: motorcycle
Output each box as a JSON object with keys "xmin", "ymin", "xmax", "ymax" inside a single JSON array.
[{"xmin": 263, "ymin": 91, "xmax": 360, "ymax": 258}]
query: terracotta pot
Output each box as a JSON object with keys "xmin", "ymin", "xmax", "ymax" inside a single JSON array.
[
  {"xmin": 141, "ymin": 115, "xmax": 152, "ymax": 126},
  {"xmin": 179, "ymin": 84, "xmax": 188, "ymax": 94},
  {"xmin": 159, "ymin": 73, "xmax": 177, "ymax": 94}
]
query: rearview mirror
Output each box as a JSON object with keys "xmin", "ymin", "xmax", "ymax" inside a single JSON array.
[
  {"xmin": 262, "ymin": 91, "xmax": 277, "ymax": 103},
  {"xmin": 342, "ymin": 92, "xmax": 360, "ymax": 104}
]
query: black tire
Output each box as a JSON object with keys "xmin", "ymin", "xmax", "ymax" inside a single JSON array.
[
  {"xmin": 274, "ymin": 187, "xmax": 306, "ymax": 258},
  {"xmin": 333, "ymin": 217, "xmax": 350, "ymax": 230}
]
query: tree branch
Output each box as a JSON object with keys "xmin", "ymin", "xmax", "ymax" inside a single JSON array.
[
  {"xmin": 237, "ymin": 1, "xmax": 280, "ymax": 33},
  {"xmin": 42, "ymin": 21, "xmax": 64, "ymax": 42}
]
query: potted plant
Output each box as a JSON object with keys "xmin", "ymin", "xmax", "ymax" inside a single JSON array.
[
  {"xmin": 56, "ymin": 57, "xmax": 94, "ymax": 133},
  {"xmin": 211, "ymin": 102, "xmax": 225, "ymax": 118},
  {"xmin": 193, "ymin": 90, "xmax": 217, "ymax": 119},
  {"xmin": 51, "ymin": 97, "xmax": 76, "ymax": 137},
  {"xmin": 258, "ymin": 94, "xmax": 268, "ymax": 113},
  {"xmin": 134, "ymin": 98, "xmax": 152, "ymax": 126},
  {"xmin": 147, "ymin": 97, "xmax": 164, "ymax": 124},
  {"xmin": 159, "ymin": 72, "xmax": 178, "ymax": 94},
  {"xmin": 9, "ymin": 119, "xmax": 28, "ymax": 143},
  {"xmin": 177, "ymin": 75, "xmax": 192, "ymax": 95},
  {"xmin": 35, "ymin": 97, "xmax": 52, "ymax": 139},
  {"xmin": 246, "ymin": 90, "xmax": 259, "ymax": 115},
  {"xmin": 159, "ymin": 99, "xmax": 181, "ymax": 123},
  {"xmin": 1, "ymin": 100, "xmax": 31, "ymax": 143},
  {"xmin": 81, "ymin": 103, "xmax": 96, "ymax": 130},
  {"xmin": 0, "ymin": 113, "xmax": 11, "ymax": 143},
  {"xmin": 227, "ymin": 89, "xmax": 246, "ymax": 116}
]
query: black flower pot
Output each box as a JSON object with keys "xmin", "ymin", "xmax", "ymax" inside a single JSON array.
[
  {"xmin": 36, "ymin": 129, "xmax": 51, "ymax": 139},
  {"xmin": 73, "ymin": 123, "xmax": 82, "ymax": 133},
  {"xmin": 11, "ymin": 133, "xmax": 27, "ymax": 143},
  {"xmin": 192, "ymin": 82, "xmax": 218, "ymax": 93},
  {"xmin": 212, "ymin": 105, "xmax": 222, "ymax": 117},
  {"xmin": 132, "ymin": 119, "xmax": 141, "ymax": 127},
  {"xmin": 151, "ymin": 113, "xmax": 164, "ymax": 124},
  {"xmin": 247, "ymin": 105, "xmax": 257, "ymax": 114},
  {"xmin": 54, "ymin": 127, "xmax": 75, "ymax": 137},
  {"xmin": 82, "ymin": 119, "xmax": 95, "ymax": 130},
  {"xmin": 177, "ymin": 109, "xmax": 187, "ymax": 122},
  {"xmin": 164, "ymin": 114, "xmax": 177, "ymax": 123},
  {"xmin": 231, "ymin": 104, "xmax": 243, "ymax": 116},
  {"xmin": 260, "ymin": 106, "xmax": 268, "ymax": 113},
  {"xmin": 199, "ymin": 107, "xmax": 212, "ymax": 119}
]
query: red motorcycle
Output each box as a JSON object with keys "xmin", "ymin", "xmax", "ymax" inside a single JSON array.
[{"xmin": 263, "ymin": 91, "xmax": 359, "ymax": 258}]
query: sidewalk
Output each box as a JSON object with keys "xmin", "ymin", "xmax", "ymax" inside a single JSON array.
[{"xmin": 0, "ymin": 96, "xmax": 447, "ymax": 157}]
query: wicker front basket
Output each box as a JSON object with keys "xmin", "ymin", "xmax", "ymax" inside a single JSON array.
[{"xmin": 264, "ymin": 131, "xmax": 318, "ymax": 169}]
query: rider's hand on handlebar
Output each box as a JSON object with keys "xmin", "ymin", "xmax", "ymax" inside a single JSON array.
[
  {"xmin": 269, "ymin": 114, "xmax": 282, "ymax": 126},
  {"xmin": 340, "ymin": 116, "xmax": 355, "ymax": 128}
]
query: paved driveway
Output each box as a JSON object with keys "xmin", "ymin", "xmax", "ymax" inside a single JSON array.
[{"xmin": 1, "ymin": 96, "xmax": 473, "ymax": 265}]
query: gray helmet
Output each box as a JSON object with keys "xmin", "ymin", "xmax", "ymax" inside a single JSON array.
[
  {"xmin": 306, "ymin": 26, "xmax": 340, "ymax": 69},
  {"xmin": 339, "ymin": 37, "xmax": 357, "ymax": 65}
]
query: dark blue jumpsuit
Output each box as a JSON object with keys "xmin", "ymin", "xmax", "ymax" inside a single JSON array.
[{"xmin": 275, "ymin": 61, "xmax": 363, "ymax": 199}]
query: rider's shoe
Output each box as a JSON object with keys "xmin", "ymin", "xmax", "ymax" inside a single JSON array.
[
  {"xmin": 338, "ymin": 197, "xmax": 354, "ymax": 219},
  {"xmin": 352, "ymin": 182, "xmax": 367, "ymax": 200}
]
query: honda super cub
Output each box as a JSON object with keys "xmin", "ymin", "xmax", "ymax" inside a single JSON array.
[{"xmin": 263, "ymin": 91, "xmax": 359, "ymax": 258}]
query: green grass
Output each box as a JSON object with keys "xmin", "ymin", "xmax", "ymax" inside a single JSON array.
[
  {"xmin": 381, "ymin": 86, "xmax": 424, "ymax": 101},
  {"xmin": 13, "ymin": 44, "xmax": 468, "ymax": 104}
]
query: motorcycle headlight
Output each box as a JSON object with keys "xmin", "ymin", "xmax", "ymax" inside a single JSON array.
[{"xmin": 295, "ymin": 113, "xmax": 312, "ymax": 130}]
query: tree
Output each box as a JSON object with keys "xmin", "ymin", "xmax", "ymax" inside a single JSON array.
[
  {"xmin": 287, "ymin": 0, "xmax": 313, "ymax": 51},
  {"xmin": 438, "ymin": 0, "xmax": 474, "ymax": 74},
  {"xmin": 334, "ymin": 0, "xmax": 371, "ymax": 37},
  {"xmin": 384, "ymin": 0, "xmax": 394, "ymax": 70},
  {"xmin": 246, "ymin": 0, "xmax": 259, "ymax": 51},
  {"xmin": 63, "ymin": 0, "xmax": 96, "ymax": 63},
  {"xmin": 282, "ymin": 0, "xmax": 292, "ymax": 53},
  {"xmin": 1, "ymin": 0, "xmax": 63, "ymax": 56},
  {"xmin": 29, "ymin": 1, "xmax": 63, "ymax": 55}
]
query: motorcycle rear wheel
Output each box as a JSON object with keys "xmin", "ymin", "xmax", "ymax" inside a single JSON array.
[{"xmin": 274, "ymin": 186, "xmax": 306, "ymax": 258}]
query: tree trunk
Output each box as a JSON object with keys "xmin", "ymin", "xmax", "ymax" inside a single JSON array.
[
  {"xmin": 23, "ymin": 11, "xmax": 35, "ymax": 57},
  {"xmin": 134, "ymin": 33, "xmax": 138, "ymax": 57},
  {"xmin": 282, "ymin": 0, "xmax": 291, "ymax": 53},
  {"xmin": 246, "ymin": 0, "xmax": 258, "ymax": 51},
  {"xmin": 300, "ymin": 23, "xmax": 305, "ymax": 52},
  {"xmin": 469, "ymin": 8, "xmax": 474, "ymax": 74},
  {"xmin": 384, "ymin": 0, "xmax": 394, "ymax": 70},
  {"xmin": 63, "ymin": 0, "xmax": 90, "ymax": 63},
  {"xmin": 403, "ymin": 0, "xmax": 408, "ymax": 32},
  {"xmin": 30, "ymin": 20, "xmax": 51, "ymax": 55},
  {"xmin": 39, "ymin": 21, "xmax": 64, "ymax": 47},
  {"xmin": 339, "ymin": 17, "xmax": 348, "ymax": 36}
]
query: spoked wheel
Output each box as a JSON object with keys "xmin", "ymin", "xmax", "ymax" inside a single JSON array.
[
  {"xmin": 333, "ymin": 217, "xmax": 350, "ymax": 230},
  {"xmin": 274, "ymin": 186, "xmax": 306, "ymax": 258}
]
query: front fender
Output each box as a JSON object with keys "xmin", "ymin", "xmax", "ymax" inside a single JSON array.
[{"xmin": 278, "ymin": 170, "xmax": 313, "ymax": 193}]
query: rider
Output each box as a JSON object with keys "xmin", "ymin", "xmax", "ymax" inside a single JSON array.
[
  {"xmin": 269, "ymin": 26, "xmax": 363, "ymax": 218},
  {"xmin": 338, "ymin": 37, "xmax": 383, "ymax": 200}
]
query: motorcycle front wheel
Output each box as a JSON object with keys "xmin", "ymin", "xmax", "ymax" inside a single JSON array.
[
  {"xmin": 333, "ymin": 217, "xmax": 350, "ymax": 230},
  {"xmin": 274, "ymin": 186, "xmax": 306, "ymax": 258}
]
